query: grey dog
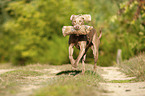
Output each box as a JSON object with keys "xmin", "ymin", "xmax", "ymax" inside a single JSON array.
[{"xmin": 69, "ymin": 14, "xmax": 102, "ymax": 74}]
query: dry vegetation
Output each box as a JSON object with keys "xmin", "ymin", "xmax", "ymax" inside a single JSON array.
[{"xmin": 118, "ymin": 53, "xmax": 145, "ymax": 81}]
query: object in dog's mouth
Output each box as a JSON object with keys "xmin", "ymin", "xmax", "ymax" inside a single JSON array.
[{"xmin": 62, "ymin": 25, "xmax": 93, "ymax": 37}]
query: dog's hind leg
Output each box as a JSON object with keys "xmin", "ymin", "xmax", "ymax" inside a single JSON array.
[
  {"xmin": 69, "ymin": 43, "xmax": 75, "ymax": 66},
  {"xmin": 91, "ymin": 31, "xmax": 101, "ymax": 72},
  {"xmin": 91, "ymin": 44, "xmax": 99, "ymax": 72}
]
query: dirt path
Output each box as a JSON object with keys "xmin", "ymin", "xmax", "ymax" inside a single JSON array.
[
  {"xmin": 0, "ymin": 68, "xmax": 62, "ymax": 96},
  {"xmin": 0, "ymin": 69, "xmax": 15, "ymax": 82},
  {"xmin": 15, "ymin": 68, "xmax": 61, "ymax": 96},
  {"xmin": 1, "ymin": 65, "xmax": 145, "ymax": 96},
  {"xmin": 0, "ymin": 69, "xmax": 15, "ymax": 75},
  {"xmin": 100, "ymin": 67, "xmax": 145, "ymax": 96}
]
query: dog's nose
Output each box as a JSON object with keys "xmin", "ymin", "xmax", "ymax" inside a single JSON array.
[{"xmin": 74, "ymin": 26, "xmax": 80, "ymax": 30}]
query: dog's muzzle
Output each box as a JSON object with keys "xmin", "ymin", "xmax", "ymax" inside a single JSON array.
[{"xmin": 74, "ymin": 25, "xmax": 81, "ymax": 30}]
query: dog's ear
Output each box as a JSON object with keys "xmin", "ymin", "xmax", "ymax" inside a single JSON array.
[
  {"xmin": 82, "ymin": 14, "xmax": 91, "ymax": 22},
  {"xmin": 70, "ymin": 15, "xmax": 75, "ymax": 20}
]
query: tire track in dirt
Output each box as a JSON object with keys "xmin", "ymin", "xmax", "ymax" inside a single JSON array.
[{"xmin": 99, "ymin": 67, "xmax": 145, "ymax": 96}]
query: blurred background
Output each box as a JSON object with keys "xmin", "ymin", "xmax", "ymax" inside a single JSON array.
[{"xmin": 0, "ymin": 0, "xmax": 144, "ymax": 66}]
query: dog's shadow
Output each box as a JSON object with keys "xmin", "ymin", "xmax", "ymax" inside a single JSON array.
[
  {"xmin": 56, "ymin": 70, "xmax": 82, "ymax": 76},
  {"xmin": 56, "ymin": 70, "xmax": 96, "ymax": 76}
]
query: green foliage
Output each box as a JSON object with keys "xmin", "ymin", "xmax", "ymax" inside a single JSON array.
[
  {"xmin": 98, "ymin": 0, "xmax": 145, "ymax": 66},
  {"xmin": 1, "ymin": 0, "xmax": 73, "ymax": 65},
  {"xmin": 0, "ymin": 0, "xmax": 144, "ymax": 65},
  {"xmin": 108, "ymin": 0, "xmax": 145, "ymax": 60},
  {"xmin": 46, "ymin": 36, "xmax": 69, "ymax": 65}
]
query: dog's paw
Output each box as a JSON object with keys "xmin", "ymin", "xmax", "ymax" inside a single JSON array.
[
  {"xmin": 72, "ymin": 66, "xmax": 78, "ymax": 70},
  {"xmin": 81, "ymin": 72, "xmax": 85, "ymax": 75},
  {"xmin": 72, "ymin": 63, "xmax": 77, "ymax": 68},
  {"xmin": 72, "ymin": 60, "xmax": 75, "ymax": 65}
]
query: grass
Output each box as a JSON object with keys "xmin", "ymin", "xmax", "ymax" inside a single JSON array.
[
  {"xmin": 0, "ymin": 69, "xmax": 43, "ymax": 96},
  {"xmin": 1, "ymin": 69, "xmax": 43, "ymax": 77},
  {"xmin": 0, "ymin": 64, "xmax": 55, "ymax": 96},
  {"xmin": 118, "ymin": 53, "xmax": 145, "ymax": 82},
  {"xmin": 109, "ymin": 79, "xmax": 136, "ymax": 83},
  {"xmin": 31, "ymin": 71, "xmax": 104, "ymax": 96},
  {"xmin": 0, "ymin": 64, "xmax": 105, "ymax": 96}
]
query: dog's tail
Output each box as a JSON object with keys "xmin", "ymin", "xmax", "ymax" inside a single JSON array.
[{"xmin": 98, "ymin": 29, "xmax": 102, "ymax": 40}]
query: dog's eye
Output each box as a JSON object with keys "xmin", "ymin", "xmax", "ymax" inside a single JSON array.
[{"xmin": 73, "ymin": 21, "xmax": 76, "ymax": 23}]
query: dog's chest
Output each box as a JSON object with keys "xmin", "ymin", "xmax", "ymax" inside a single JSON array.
[
  {"xmin": 69, "ymin": 34, "xmax": 92, "ymax": 49},
  {"xmin": 69, "ymin": 35, "xmax": 87, "ymax": 43}
]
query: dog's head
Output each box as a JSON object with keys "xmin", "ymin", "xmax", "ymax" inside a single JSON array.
[{"xmin": 70, "ymin": 14, "xmax": 91, "ymax": 30}]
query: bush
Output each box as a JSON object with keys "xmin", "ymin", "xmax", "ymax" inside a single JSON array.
[{"xmin": 0, "ymin": 0, "xmax": 144, "ymax": 66}]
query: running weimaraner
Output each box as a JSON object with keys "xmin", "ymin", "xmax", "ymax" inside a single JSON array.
[{"xmin": 68, "ymin": 14, "xmax": 102, "ymax": 74}]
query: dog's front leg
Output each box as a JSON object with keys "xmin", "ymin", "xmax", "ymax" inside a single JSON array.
[
  {"xmin": 69, "ymin": 43, "xmax": 75, "ymax": 66},
  {"xmin": 82, "ymin": 54, "xmax": 86, "ymax": 74},
  {"xmin": 74, "ymin": 41, "xmax": 86, "ymax": 68}
]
